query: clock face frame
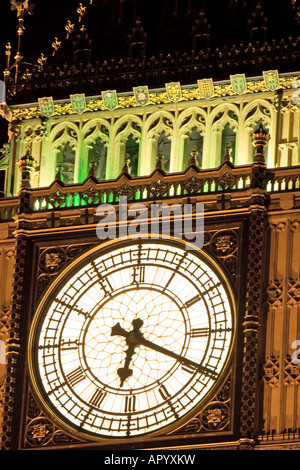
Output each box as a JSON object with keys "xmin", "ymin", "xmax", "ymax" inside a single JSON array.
[{"xmin": 28, "ymin": 238, "xmax": 236, "ymax": 441}]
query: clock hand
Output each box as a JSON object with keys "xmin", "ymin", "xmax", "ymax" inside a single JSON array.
[
  {"xmin": 111, "ymin": 318, "xmax": 217, "ymax": 383},
  {"xmin": 138, "ymin": 336, "xmax": 217, "ymax": 379},
  {"xmin": 111, "ymin": 318, "xmax": 143, "ymax": 387}
]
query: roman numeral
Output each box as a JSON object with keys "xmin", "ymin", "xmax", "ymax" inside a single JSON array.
[
  {"xmin": 55, "ymin": 299, "xmax": 90, "ymax": 318},
  {"xmin": 131, "ymin": 266, "xmax": 145, "ymax": 284},
  {"xmin": 158, "ymin": 384, "xmax": 171, "ymax": 400},
  {"xmin": 190, "ymin": 327, "xmax": 209, "ymax": 338},
  {"xmin": 89, "ymin": 388, "xmax": 107, "ymax": 408},
  {"xmin": 91, "ymin": 261, "xmax": 113, "ymax": 296},
  {"xmin": 124, "ymin": 395, "xmax": 136, "ymax": 413},
  {"xmin": 66, "ymin": 366, "xmax": 86, "ymax": 388},
  {"xmin": 185, "ymin": 294, "xmax": 201, "ymax": 308},
  {"xmin": 181, "ymin": 363, "xmax": 197, "ymax": 374},
  {"xmin": 60, "ymin": 338, "xmax": 80, "ymax": 350}
]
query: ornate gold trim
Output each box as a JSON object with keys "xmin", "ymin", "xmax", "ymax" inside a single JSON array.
[
  {"xmin": 27, "ymin": 236, "xmax": 237, "ymax": 444},
  {"xmin": 9, "ymin": 75, "xmax": 299, "ymax": 121}
]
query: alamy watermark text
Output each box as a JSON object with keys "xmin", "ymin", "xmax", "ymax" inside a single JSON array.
[{"xmin": 96, "ymin": 196, "xmax": 204, "ymax": 250}]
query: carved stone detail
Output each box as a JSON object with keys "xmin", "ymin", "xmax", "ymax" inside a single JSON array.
[
  {"xmin": 284, "ymin": 355, "xmax": 300, "ymax": 385},
  {"xmin": 239, "ymin": 205, "xmax": 266, "ymax": 438},
  {"xmin": 262, "ymin": 356, "xmax": 280, "ymax": 386},
  {"xmin": 172, "ymin": 376, "xmax": 231, "ymax": 435},
  {"xmin": 36, "ymin": 243, "xmax": 94, "ymax": 302},
  {"xmin": 287, "ymin": 277, "xmax": 300, "ymax": 305},
  {"xmin": 205, "ymin": 229, "xmax": 238, "ymax": 281},
  {"xmin": 267, "ymin": 279, "xmax": 283, "ymax": 307},
  {"xmin": 39, "ymin": 247, "xmax": 67, "ymax": 274},
  {"xmin": 263, "ymin": 355, "xmax": 300, "ymax": 387},
  {"xmin": 201, "ymin": 402, "xmax": 229, "ymax": 432},
  {"xmin": 0, "ymin": 307, "xmax": 10, "ymax": 339},
  {"xmin": 0, "ymin": 235, "xmax": 28, "ymax": 450},
  {"xmin": 266, "ymin": 277, "xmax": 300, "ymax": 307},
  {"xmin": 26, "ymin": 417, "xmax": 55, "ymax": 447},
  {"xmin": 24, "ymin": 391, "xmax": 83, "ymax": 448}
]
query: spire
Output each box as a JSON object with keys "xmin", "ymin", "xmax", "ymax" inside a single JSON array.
[
  {"xmin": 223, "ymin": 142, "xmax": 233, "ymax": 163},
  {"xmin": 16, "ymin": 148, "xmax": 36, "ymax": 192},
  {"xmin": 122, "ymin": 155, "xmax": 131, "ymax": 174},
  {"xmin": 156, "ymin": 150, "xmax": 164, "ymax": 170},
  {"xmin": 247, "ymin": 1, "xmax": 268, "ymax": 44},
  {"xmin": 89, "ymin": 157, "xmax": 96, "ymax": 177},
  {"xmin": 55, "ymin": 162, "xmax": 63, "ymax": 182},
  {"xmin": 49, "ymin": 1, "xmax": 93, "ymax": 67},
  {"xmin": 192, "ymin": 10, "xmax": 211, "ymax": 51},
  {"xmin": 189, "ymin": 146, "xmax": 199, "ymax": 167},
  {"xmin": 252, "ymin": 121, "xmax": 270, "ymax": 164},
  {"xmin": 127, "ymin": 18, "xmax": 147, "ymax": 59},
  {"xmin": 7, "ymin": 0, "xmax": 35, "ymax": 90}
]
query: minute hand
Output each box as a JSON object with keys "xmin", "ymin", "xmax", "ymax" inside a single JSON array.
[{"xmin": 138, "ymin": 337, "xmax": 217, "ymax": 379}]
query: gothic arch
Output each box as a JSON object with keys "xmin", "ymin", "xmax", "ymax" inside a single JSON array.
[
  {"xmin": 40, "ymin": 121, "xmax": 79, "ymax": 185},
  {"xmin": 143, "ymin": 110, "xmax": 175, "ymax": 174},
  {"xmin": 208, "ymin": 103, "xmax": 239, "ymax": 167},
  {"xmin": 177, "ymin": 107, "xmax": 207, "ymax": 170},
  {"xmin": 240, "ymin": 99, "xmax": 273, "ymax": 165},
  {"xmin": 81, "ymin": 118, "xmax": 111, "ymax": 181},
  {"xmin": 110, "ymin": 115, "xmax": 143, "ymax": 178}
]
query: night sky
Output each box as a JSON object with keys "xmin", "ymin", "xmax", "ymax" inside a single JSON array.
[
  {"xmin": 0, "ymin": 1, "xmax": 76, "ymax": 63},
  {"xmin": 0, "ymin": 0, "xmax": 298, "ymax": 147},
  {"xmin": 0, "ymin": 0, "xmax": 295, "ymax": 71},
  {"xmin": 0, "ymin": 0, "xmax": 76, "ymax": 146}
]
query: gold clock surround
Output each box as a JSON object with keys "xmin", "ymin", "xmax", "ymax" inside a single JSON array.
[{"xmin": 28, "ymin": 237, "xmax": 236, "ymax": 443}]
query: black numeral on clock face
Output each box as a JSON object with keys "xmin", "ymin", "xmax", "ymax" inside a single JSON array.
[
  {"xmin": 89, "ymin": 388, "xmax": 107, "ymax": 408},
  {"xmin": 125, "ymin": 395, "xmax": 136, "ymax": 413},
  {"xmin": 181, "ymin": 363, "xmax": 197, "ymax": 374},
  {"xmin": 185, "ymin": 294, "xmax": 202, "ymax": 308},
  {"xmin": 190, "ymin": 327, "xmax": 209, "ymax": 338},
  {"xmin": 158, "ymin": 384, "xmax": 171, "ymax": 400},
  {"xmin": 66, "ymin": 366, "xmax": 85, "ymax": 387},
  {"xmin": 131, "ymin": 266, "xmax": 145, "ymax": 284}
]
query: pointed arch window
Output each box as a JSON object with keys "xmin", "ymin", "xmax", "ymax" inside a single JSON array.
[
  {"xmin": 113, "ymin": 118, "xmax": 142, "ymax": 178},
  {"xmin": 211, "ymin": 108, "xmax": 238, "ymax": 167},
  {"xmin": 221, "ymin": 123, "xmax": 236, "ymax": 164},
  {"xmin": 88, "ymin": 138, "xmax": 107, "ymax": 180},
  {"xmin": 82, "ymin": 120, "xmax": 110, "ymax": 181},
  {"xmin": 157, "ymin": 132, "xmax": 171, "ymax": 172},
  {"xmin": 144, "ymin": 112, "xmax": 174, "ymax": 175},
  {"xmin": 45, "ymin": 123, "xmax": 79, "ymax": 186},
  {"xmin": 57, "ymin": 142, "xmax": 76, "ymax": 184},
  {"xmin": 126, "ymin": 134, "xmax": 140, "ymax": 176},
  {"xmin": 184, "ymin": 127, "xmax": 203, "ymax": 168}
]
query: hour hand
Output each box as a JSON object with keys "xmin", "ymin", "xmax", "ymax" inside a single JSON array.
[
  {"xmin": 111, "ymin": 322, "xmax": 129, "ymax": 339},
  {"xmin": 111, "ymin": 319, "xmax": 143, "ymax": 387},
  {"xmin": 117, "ymin": 345, "xmax": 135, "ymax": 387}
]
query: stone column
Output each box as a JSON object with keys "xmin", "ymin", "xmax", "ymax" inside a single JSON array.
[
  {"xmin": 0, "ymin": 151, "xmax": 35, "ymax": 449},
  {"xmin": 238, "ymin": 122, "xmax": 270, "ymax": 445}
]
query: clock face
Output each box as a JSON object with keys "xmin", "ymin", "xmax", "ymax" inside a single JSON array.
[{"xmin": 29, "ymin": 239, "xmax": 235, "ymax": 440}]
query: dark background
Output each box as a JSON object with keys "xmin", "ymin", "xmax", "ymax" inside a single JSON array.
[
  {"xmin": 0, "ymin": 0, "xmax": 76, "ymax": 146},
  {"xmin": 0, "ymin": 0, "xmax": 295, "ymax": 69},
  {"xmin": 0, "ymin": 0, "xmax": 298, "ymax": 148}
]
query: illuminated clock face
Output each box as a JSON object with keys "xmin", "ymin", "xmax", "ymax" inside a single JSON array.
[{"xmin": 29, "ymin": 239, "xmax": 235, "ymax": 440}]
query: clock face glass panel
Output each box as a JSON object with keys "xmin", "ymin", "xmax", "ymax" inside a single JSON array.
[{"xmin": 30, "ymin": 240, "xmax": 235, "ymax": 439}]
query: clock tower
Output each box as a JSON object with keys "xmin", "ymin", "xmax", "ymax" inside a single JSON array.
[{"xmin": 0, "ymin": 0, "xmax": 300, "ymax": 451}]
